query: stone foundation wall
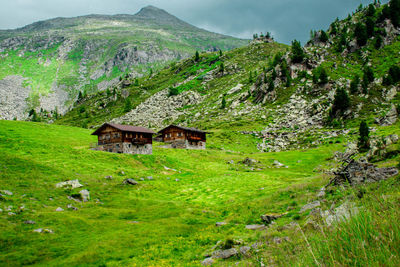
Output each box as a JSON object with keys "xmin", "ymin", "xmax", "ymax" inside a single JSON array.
[
  {"xmin": 164, "ymin": 140, "xmax": 206, "ymax": 150},
  {"xmin": 96, "ymin": 142, "xmax": 152, "ymax": 155}
]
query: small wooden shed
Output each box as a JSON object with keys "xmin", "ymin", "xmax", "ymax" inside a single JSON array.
[
  {"xmin": 92, "ymin": 123, "xmax": 155, "ymax": 154},
  {"xmin": 158, "ymin": 125, "xmax": 207, "ymax": 150}
]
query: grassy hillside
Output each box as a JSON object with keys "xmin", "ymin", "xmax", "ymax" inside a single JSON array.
[{"xmin": 0, "ymin": 120, "xmax": 342, "ymax": 266}]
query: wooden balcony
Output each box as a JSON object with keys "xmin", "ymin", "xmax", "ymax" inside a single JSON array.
[{"xmin": 187, "ymin": 136, "xmax": 202, "ymax": 141}]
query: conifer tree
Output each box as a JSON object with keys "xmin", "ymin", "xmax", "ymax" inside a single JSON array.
[
  {"xmin": 195, "ymin": 51, "xmax": 200, "ymax": 62},
  {"xmin": 319, "ymin": 67, "xmax": 328, "ymax": 85},
  {"xmin": 350, "ymin": 74, "xmax": 360, "ymax": 94},
  {"xmin": 358, "ymin": 120, "xmax": 370, "ymax": 150},
  {"xmin": 124, "ymin": 98, "xmax": 132, "ymax": 112},
  {"xmin": 291, "ymin": 40, "xmax": 305, "ymax": 63}
]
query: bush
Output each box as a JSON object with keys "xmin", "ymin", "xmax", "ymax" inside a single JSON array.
[
  {"xmin": 168, "ymin": 87, "xmax": 179, "ymax": 97},
  {"xmin": 319, "ymin": 67, "xmax": 328, "ymax": 85}
]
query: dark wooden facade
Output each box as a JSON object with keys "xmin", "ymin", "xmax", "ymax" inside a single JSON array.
[
  {"xmin": 91, "ymin": 123, "xmax": 155, "ymax": 154},
  {"xmin": 158, "ymin": 125, "xmax": 207, "ymax": 149}
]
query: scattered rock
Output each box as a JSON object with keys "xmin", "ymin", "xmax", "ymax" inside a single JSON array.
[
  {"xmin": 33, "ymin": 228, "xmax": 54, "ymax": 234},
  {"xmin": 164, "ymin": 166, "xmax": 177, "ymax": 172},
  {"xmin": 215, "ymin": 222, "xmax": 227, "ymax": 227},
  {"xmin": 8, "ymin": 212, "xmax": 16, "ymax": 216},
  {"xmin": 139, "ymin": 178, "xmax": 145, "ymax": 181},
  {"xmin": 245, "ymin": 224, "xmax": 266, "ymax": 230},
  {"xmin": 128, "ymin": 221, "xmax": 140, "ymax": 224},
  {"xmin": 322, "ymin": 202, "xmax": 359, "ymax": 226},
  {"xmin": 317, "ymin": 187, "xmax": 326, "ymax": 198},
  {"xmin": 239, "ymin": 246, "xmax": 251, "ymax": 256},
  {"xmin": 273, "ymin": 160, "xmax": 286, "ymax": 168},
  {"xmin": 201, "ymin": 257, "xmax": 214, "ymax": 266},
  {"xmin": 175, "ymin": 179, "xmax": 180, "ymax": 182},
  {"xmin": 56, "ymin": 180, "xmax": 83, "ymax": 189},
  {"xmin": 300, "ymin": 201, "xmax": 321, "ymax": 213},
  {"xmin": 119, "ymin": 171, "xmax": 126, "ymax": 175},
  {"xmin": 105, "ymin": 176, "xmax": 113, "ymax": 180},
  {"xmin": 123, "ymin": 179, "xmax": 138, "ymax": 185},
  {"xmin": 55, "ymin": 207, "xmax": 64, "ymax": 212},
  {"xmin": 212, "ymin": 248, "xmax": 238, "ymax": 259},
  {"xmin": 260, "ymin": 213, "xmax": 284, "ymax": 225},
  {"xmin": 24, "ymin": 220, "xmax": 36, "ymax": 224},
  {"xmin": 377, "ymin": 105, "xmax": 398, "ymax": 126},
  {"xmin": 67, "ymin": 204, "xmax": 78, "ymax": 210},
  {"xmin": 147, "ymin": 176, "xmax": 154, "ymax": 180},
  {"xmin": 272, "ymin": 236, "xmax": 290, "ymax": 244},
  {"xmin": 79, "ymin": 189, "xmax": 90, "ymax": 202},
  {"xmin": 0, "ymin": 190, "xmax": 13, "ymax": 196},
  {"xmin": 241, "ymin": 158, "xmax": 258, "ymax": 166},
  {"xmin": 331, "ymin": 159, "xmax": 398, "ymax": 186}
]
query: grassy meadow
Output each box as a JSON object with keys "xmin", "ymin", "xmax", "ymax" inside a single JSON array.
[{"xmin": 0, "ymin": 120, "xmax": 344, "ymax": 266}]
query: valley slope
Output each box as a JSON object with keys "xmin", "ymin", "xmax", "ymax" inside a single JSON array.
[{"xmin": 0, "ymin": 6, "xmax": 247, "ymax": 120}]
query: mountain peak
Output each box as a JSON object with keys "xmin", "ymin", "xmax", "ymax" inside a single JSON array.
[{"xmin": 135, "ymin": 5, "xmax": 175, "ymax": 20}]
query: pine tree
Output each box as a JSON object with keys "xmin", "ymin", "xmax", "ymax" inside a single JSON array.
[
  {"xmin": 267, "ymin": 79, "xmax": 275, "ymax": 92},
  {"xmin": 363, "ymin": 66, "xmax": 374, "ymax": 84},
  {"xmin": 358, "ymin": 120, "xmax": 370, "ymax": 150},
  {"xmin": 291, "ymin": 40, "xmax": 305, "ymax": 63},
  {"xmin": 320, "ymin": 30, "xmax": 329, "ymax": 42},
  {"xmin": 375, "ymin": 34, "xmax": 383, "ymax": 49},
  {"xmin": 134, "ymin": 78, "xmax": 139, "ymax": 86},
  {"xmin": 319, "ymin": 67, "xmax": 328, "ymax": 85},
  {"xmin": 221, "ymin": 95, "xmax": 226, "ymax": 109},
  {"xmin": 350, "ymin": 75, "xmax": 360, "ymax": 94},
  {"xmin": 355, "ymin": 23, "xmax": 368, "ymax": 46},
  {"xmin": 366, "ymin": 17, "xmax": 375, "ymax": 37},
  {"xmin": 332, "ymin": 88, "xmax": 350, "ymax": 116},
  {"xmin": 248, "ymin": 71, "xmax": 253, "ymax": 83},
  {"xmin": 219, "ymin": 63, "xmax": 224, "ymax": 74},
  {"xmin": 124, "ymin": 98, "xmax": 132, "ymax": 112},
  {"xmin": 78, "ymin": 91, "xmax": 83, "ymax": 101},
  {"xmin": 219, "ymin": 50, "xmax": 223, "ymax": 57},
  {"xmin": 195, "ymin": 51, "xmax": 200, "ymax": 62}
]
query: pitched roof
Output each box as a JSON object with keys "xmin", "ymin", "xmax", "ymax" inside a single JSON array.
[
  {"xmin": 157, "ymin": 124, "xmax": 207, "ymax": 134},
  {"xmin": 91, "ymin": 123, "xmax": 155, "ymax": 135}
]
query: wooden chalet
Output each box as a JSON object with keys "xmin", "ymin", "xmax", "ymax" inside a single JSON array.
[
  {"xmin": 91, "ymin": 123, "xmax": 155, "ymax": 154},
  {"xmin": 158, "ymin": 125, "xmax": 207, "ymax": 150}
]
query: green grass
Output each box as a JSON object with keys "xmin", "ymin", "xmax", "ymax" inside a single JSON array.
[{"xmin": 0, "ymin": 120, "xmax": 341, "ymax": 266}]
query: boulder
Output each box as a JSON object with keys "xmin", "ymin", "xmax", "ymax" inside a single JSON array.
[
  {"xmin": 212, "ymin": 248, "xmax": 238, "ymax": 259},
  {"xmin": 24, "ymin": 220, "xmax": 36, "ymax": 224},
  {"xmin": 33, "ymin": 228, "xmax": 54, "ymax": 234},
  {"xmin": 201, "ymin": 257, "xmax": 214, "ymax": 266},
  {"xmin": 245, "ymin": 224, "xmax": 266, "ymax": 230},
  {"xmin": 79, "ymin": 190, "xmax": 90, "ymax": 202},
  {"xmin": 239, "ymin": 246, "xmax": 251, "ymax": 256},
  {"xmin": 123, "ymin": 179, "xmax": 138, "ymax": 185},
  {"xmin": 215, "ymin": 222, "xmax": 227, "ymax": 227},
  {"xmin": 56, "ymin": 180, "xmax": 83, "ymax": 189},
  {"xmin": 67, "ymin": 204, "xmax": 78, "ymax": 210},
  {"xmin": 273, "ymin": 160, "xmax": 285, "ymax": 168},
  {"xmin": 331, "ymin": 159, "xmax": 398, "ymax": 185},
  {"xmin": 260, "ymin": 213, "xmax": 284, "ymax": 225},
  {"xmin": 300, "ymin": 201, "xmax": 321, "ymax": 213},
  {"xmin": 377, "ymin": 105, "xmax": 398, "ymax": 126},
  {"xmin": 56, "ymin": 207, "xmax": 64, "ymax": 212},
  {"xmin": 105, "ymin": 176, "xmax": 113, "ymax": 180},
  {"xmin": 322, "ymin": 202, "xmax": 359, "ymax": 226},
  {"xmin": 146, "ymin": 176, "xmax": 154, "ymax": 180}
]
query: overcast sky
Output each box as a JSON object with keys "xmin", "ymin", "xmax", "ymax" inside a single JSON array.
[{"xmin": 0, "ymin": 0, "xmax": 388, "ymax": 44}]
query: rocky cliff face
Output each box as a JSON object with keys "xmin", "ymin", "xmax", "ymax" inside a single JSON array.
[{"xmin": 0, "ymin": 6, "xmax": 247, "ymax": 120}]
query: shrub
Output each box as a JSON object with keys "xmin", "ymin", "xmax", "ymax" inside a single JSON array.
[
  {"xmin": 319, "ymin": 67, "xmax": 328, "ymax": 85},
  {"xmin": 221, "ymin": 95, "xmax": 226, "ymax": 109},
  {"xmin": 168, "ymin": 87, "xmax": 179, "ymax": 97}
]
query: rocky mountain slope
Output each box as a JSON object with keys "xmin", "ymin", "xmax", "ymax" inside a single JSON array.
[
  {"xmin": 59, "ymin": 1, "xmax": 400, "ymax": 155},
  {"xmin": 0, "ymin": 6, "xmax": 247, "ymax": 120}
]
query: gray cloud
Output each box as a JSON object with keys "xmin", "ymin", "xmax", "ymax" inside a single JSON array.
[{"xmin": 0, "ymin": 0, "xmax": 388, "ymax": 44}]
